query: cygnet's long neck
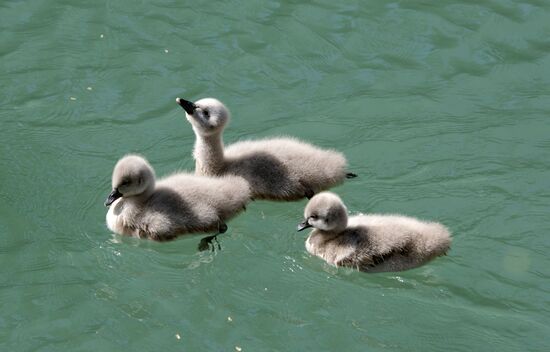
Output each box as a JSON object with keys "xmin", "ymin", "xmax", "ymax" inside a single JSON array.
[
  {"xmin": 139, "ymin": 182, "xmax": 155, "ymax": 201},
  {"xmin": 123, "ymin": 182, "xmax": 155, "ymax": 207},
  {"xmin": 317, "ymin": 213, "xmax": 349, "ymax": 238},
  {"xmin": 193, "ymin": 132, "xmax": 225, "ymax": 175}
]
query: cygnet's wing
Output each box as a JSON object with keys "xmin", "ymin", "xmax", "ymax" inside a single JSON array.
[
  {"xmin": 157, "ymin": 173, "xmax": 250, "ymax": 224},
  {"xmin": 347, "ymin": 214, "xmax": 451, "ymax": 272},
  {"xmin": 224, "ymin": 137, "xmax": 347, "ymax": 195}
]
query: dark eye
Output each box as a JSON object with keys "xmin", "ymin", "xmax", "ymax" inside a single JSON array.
[
  {"xmin": 203, "ymin": 109, "xmax": 210, "ymax": 117},
  {"xmin": 120, "ymin": 179, "xmax": 130, "ymax": 186},
  {"xmin": 310, "ymin": 215, "xmax": 318, "ymax": 220}
]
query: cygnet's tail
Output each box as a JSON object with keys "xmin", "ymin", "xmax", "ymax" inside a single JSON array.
[{"xmin": 346, "ymin": 172, "xmax": 358, "ymax": 179}]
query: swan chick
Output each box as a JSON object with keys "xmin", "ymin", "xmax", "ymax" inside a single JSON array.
[
  {"xmin": 297, "ymin": 192, "xmax": 452, "ymax": 273},
  {"xmin": 176, "ymin": 97, "xmax": 357, "ymax": 201},
  {"xmin": 105, "ymin": 154, "xmax": 250, "ymax": 249}
]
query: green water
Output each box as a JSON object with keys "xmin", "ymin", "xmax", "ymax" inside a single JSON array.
[{"xmin": 2, "ymin": 0, "xmax": 549, "ymax": 350}]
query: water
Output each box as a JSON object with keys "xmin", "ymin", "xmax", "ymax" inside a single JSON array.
[{"xmin": 1, "ymin": 0, "xmax": 549, "ymax": 350}]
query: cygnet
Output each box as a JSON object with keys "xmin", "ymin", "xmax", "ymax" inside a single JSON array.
[
  {"xmin": 105, "ymin": 154, "xmax": 250, "ymax": 250},
  {"xmin": 297, "ymin": 192, "xmax": 451, "ymax": 272},
  {"xmin": 176, "ymin": 97, "xmax": 357, "ymax": 201}
]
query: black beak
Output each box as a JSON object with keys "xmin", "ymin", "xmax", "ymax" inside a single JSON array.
[
  {"xmin": 176, "ymin": 97, "xmax": 197, "ymax": 115},
  {"xmin": 104, "ymin": 189, "xmax": 122, "ymax": 207},
  {"xmin": 297, "ymin": 219, "xmax": 312, "ymax": 232}
]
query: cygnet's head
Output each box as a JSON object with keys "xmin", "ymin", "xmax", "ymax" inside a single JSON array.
[
  {"xmin": 297, "ymin": 192, "xmax": 348, "ymax": 233},
  {"xmin": 104, "ymin": 154, "xmax": 156, "ymax": 206},
  {"xmin": 176, "ymin": 97, "xmax": 230, "ymax": 136}
]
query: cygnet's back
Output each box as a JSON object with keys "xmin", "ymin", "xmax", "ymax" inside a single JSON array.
[
  {"xmin": 345, "ymin": 214, "xmax": 452, "ymax": 272},
  {"xmin": 177, "ymin": 97, "xmax": 353, "ymax": 201},
  {"xmin": 105, "ymin": 154, "xmax": 250, "ymax": 242},
  {"xmin": 298, "ymin": 192, "xmax": 451, "ymax": 273},
  {"xmin": 224, "ymin": 137, "xmax": 347, "ymax": 200},
  {"xmin": 155, "ymin": 173, "xmax": 251, "ymax": 224}
]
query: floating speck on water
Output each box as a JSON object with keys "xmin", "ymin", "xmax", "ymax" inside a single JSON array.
[
  {"xmin": 69, "ymin": 97, "xmax": 77, "ymax": 101},
  {"xmin": 87, "ymin": 87, "xmax": 93, "ymax": 91},
  {"xmin": 100, "ymin": 34, "xmax": 104, "ymax": 38},
  {"xmin": 235, "ymin": 347, "xmax": 242, "ymax": 352},
  {"xmin": 175, "ymin": 333, "xmax": 181, "ymax": 340},
  {"xmin": 227, "ymin": 316, "xmax": 233, "ymax": 322},
  {"xmin": 164, "ymin": 49, "xmax": 169, "ymax": 53},
  {"xmin": 264, "ymin": 287, "xmax": 268, "ymax": 291}
]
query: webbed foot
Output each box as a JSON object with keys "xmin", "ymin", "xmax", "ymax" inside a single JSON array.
[
  {"xmin": 197, "ymin": 223, "xmax": 228, "ymax": 252},
  {"xmin": 198, "ymin": 235, "xmax": 221, "ymax": 252},
  {"xmin": 299, "ymin": 181, "xmax": 315, "ymax": 199}
]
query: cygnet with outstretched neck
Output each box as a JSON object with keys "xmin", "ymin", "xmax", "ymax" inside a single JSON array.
[
  {"xmin": 105, "ymin": 154, "xmax": 250, "ymax": 249},
  {"xmin": 297, "ymin": 192, "xmax": 451, "ymax": 272},
  {"xmin": 176, "ymin": 97, "xmax": 356, "ymax": 201}
]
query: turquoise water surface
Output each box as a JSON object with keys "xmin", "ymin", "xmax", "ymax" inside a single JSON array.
[{"xmin": 1, "ymin": 0, "xmax": 549, "ymax": 351}]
